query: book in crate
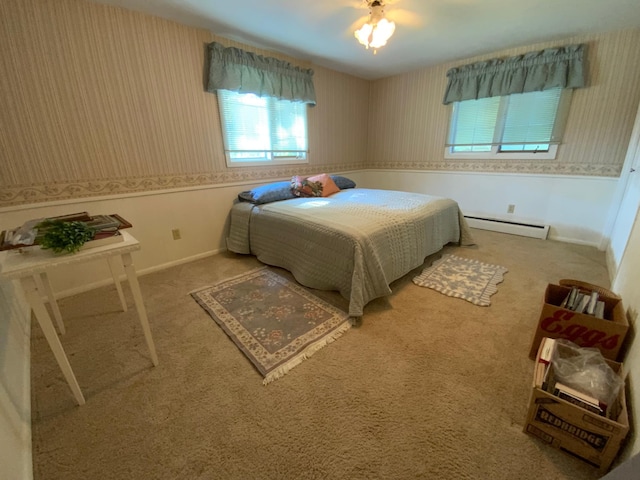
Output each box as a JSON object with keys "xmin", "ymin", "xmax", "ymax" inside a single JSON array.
[
  {"xmin": 560, "ymin": 286, "xmax": 606, "ymax": 319},
  {"xmin": 534, "ymin": 337, "xmax": 620, "ymax": 420}
]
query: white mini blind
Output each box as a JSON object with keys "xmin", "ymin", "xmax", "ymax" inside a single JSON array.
[
  {"xmin": 449, "ymin": 96, "xmax": 500, "ymax": 152},
  {"xmin": 500, "ymin": 88, "xmax": 562, "ymax": 149},
  {"xmin": 217, "ymin": 90, "xmax": 308, "ymax": 164},
  {"xmin": 447, "ymin": 88, "xmax": 566, "ymax": 154},
  {"xmin": 269, "ymin": 96, "xmax": 308, "ymax": 157}
]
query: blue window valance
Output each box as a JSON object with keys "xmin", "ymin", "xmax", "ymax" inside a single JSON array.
[
  {"xmin": 443, "ymin": 44, "xmax": 586, "ymax": 105},
  {"xmin": 206, "ymin": 42, "xmax": 316, "ymax": 106}
]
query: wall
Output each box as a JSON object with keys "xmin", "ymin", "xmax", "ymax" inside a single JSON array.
[
  {"xmin": 0, "ymin": 279, "xmax": 32, "ymax": 480},
  {"xmin": 606, "ymin": 102, "xmax": 640, "ymax": 273},
  {"xmin": 609, "ymin": 102, "xmax": 640, "ymax": 459},
  {"xmin": 363, "ymin": 29, "xmax": 640, "ymax": 247},
  {"xmin": 612, "ymin": 198, "xmax": 640, "ymax": 459},
  {"xmin": 362, "ymin": 170, "xmax": 617, "ymax": 246},
  {"xmin": 0, "ymin": 0, "xmax": 370, "ymax": 208},
  {"xmin": 367, "ymin": 29, "xmax": 640, "ymax": 177}
]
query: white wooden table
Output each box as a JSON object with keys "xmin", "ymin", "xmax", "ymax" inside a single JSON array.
[{"xmin": 0, "ymin": 230, "xmax": 158, "ymax": 405}]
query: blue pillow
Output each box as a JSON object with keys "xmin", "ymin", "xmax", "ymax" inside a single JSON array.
[
  {"xmin": 331, "ymin": 175, "xmax": 356, "ymax": 190},
  {"xmin": 238, "ymin": 175, "xmax": 356, "ymax": 205},
  {"xmin": 238, "ymin": 181, "xmax": 296, "ymax": 205}
]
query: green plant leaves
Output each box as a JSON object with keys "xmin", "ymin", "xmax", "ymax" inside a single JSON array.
[{"xmin": 37, "ymin": 220, "xmax": 95, "ymax": 254}]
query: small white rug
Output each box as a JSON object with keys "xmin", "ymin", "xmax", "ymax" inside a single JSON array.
[{"xmin": 412, "ymin": 254, "xmax": 508, "ymax": 306}]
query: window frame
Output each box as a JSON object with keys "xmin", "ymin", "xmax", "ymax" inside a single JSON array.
[
  {"xmin": 217, "ymin": 90, "xmax": 310, "ymax": 168},
  {"xmin": 444, "ymin": 88, "xmax": 572, "ymax": 161}
]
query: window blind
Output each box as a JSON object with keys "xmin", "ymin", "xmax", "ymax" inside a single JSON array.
[
  {"xmin": 218, "ymin": 90, "xmax": 308, "ymax": 163},
  {"xmin": 500, "ymin": 88, "xmax": 562, "ymax": 148},
  {"xmin": 447, "ymin": 88, "xmax": 565, "ymax": 153},
  {"xmin": 449, "ymin": 96, "xmax": 500, "ymax": 152}
]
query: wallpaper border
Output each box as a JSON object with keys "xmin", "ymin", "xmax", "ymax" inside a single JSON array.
[
  {"xmin": 1, "ymin": 163, "xmax": 367, "ymax": 208},
  {"xmin": 2, "ymin": 159, "xmax": 619, "ymax": 208},
  {"xmin": 372, "ymin": 160, "xmax": 621, "ymax": 177}
]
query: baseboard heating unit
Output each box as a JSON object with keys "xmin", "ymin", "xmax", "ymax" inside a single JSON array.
[{"xmin": 464, "ymin": 216, "xmax": 550, "ymax": 240}]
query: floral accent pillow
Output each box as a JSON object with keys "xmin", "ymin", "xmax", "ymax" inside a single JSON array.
[{"xmin": 291, "ymin": 173, "xmax": 341, "ymax": 198}]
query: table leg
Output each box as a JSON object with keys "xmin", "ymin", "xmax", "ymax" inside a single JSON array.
[
  {"xmin": 121, "ymin": 252, "xmax": 158, "ymax": 366},
  {"xmin": 21, "ymin": 276, "xmax": 85, "ymax": 405},
  {"xmin": 107, "ymin": 255, "xmax": 128, "ymax": 312},
  {"xmin": 37, "ymin": 272, "xmax": 66, "ymax": 335}
]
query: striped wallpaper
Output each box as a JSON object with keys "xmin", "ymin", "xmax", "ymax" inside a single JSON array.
[
  {"xmin": 0, "ymin": 0, "xmax": 369, "ymax": 207},
  {"xmin": 368, "ymin": 29, "xmax": 640, "ymax": 176},
  {"xmin": 1, "ymin": 0, "xmax": 638, "ymax": 207}
]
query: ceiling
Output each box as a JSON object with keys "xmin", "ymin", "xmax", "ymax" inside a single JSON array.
[{"xmin": 89, "ymin": 0, "xmax": 640, "ymax": 80}]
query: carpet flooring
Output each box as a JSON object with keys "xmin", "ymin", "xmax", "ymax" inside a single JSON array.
[{"xmin": 30, "ymin": 229, "xmax": 613, "ymax": 479}]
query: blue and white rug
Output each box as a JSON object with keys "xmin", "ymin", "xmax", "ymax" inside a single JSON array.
[{"xmin": 412, "ymin": 254, "xmax": 508, "ymax": 306}]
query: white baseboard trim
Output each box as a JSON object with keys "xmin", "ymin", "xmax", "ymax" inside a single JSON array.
[
  {"xmin": 605, "ymin": 242, "xmax": 618, "ymax": 286},
  {"xmin": 137, "ymin": 249, "xmax": 224, "ymax": 277},
  {"xmin": 54, "ymin": 248, "xmax": 224, "ymax": 299},
  {"xmin": 547, "ymin": 234, "xmax": 600, "ymax": 248}
]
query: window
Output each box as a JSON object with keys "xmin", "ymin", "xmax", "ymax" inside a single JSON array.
[
  {"xmin": 445, "ymin": 88, "xmax": 572, "ymax": 160},
  {"xmin": 217, "ymin": 90, "xmax": 309, "ymax": 167}
]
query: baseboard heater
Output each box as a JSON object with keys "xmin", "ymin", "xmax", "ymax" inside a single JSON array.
[{"xmin": 464, "ymin": 216, "xmax": 550, "ymax": 240}]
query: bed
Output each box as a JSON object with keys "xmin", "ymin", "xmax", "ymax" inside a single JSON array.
[{"xmin": 227, "ymin": 186, "xmax": 474, "ymax": 317}]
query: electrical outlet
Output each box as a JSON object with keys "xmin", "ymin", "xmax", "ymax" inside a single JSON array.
[
  {"xmin": 507, "ymin": 204, "xmax": 515, "ymax": 214},
  {"xmin": 172, "ymin": 228, "xmax": 181, "ymax": 240}
]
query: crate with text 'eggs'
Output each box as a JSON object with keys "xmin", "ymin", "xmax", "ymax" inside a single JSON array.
[
  {"xmin": 528, "ymin": 283, "xmax": 628, "ymax": 361},
  {"xmin": 524, "ymin": 339, "xmax": 629, "ymax": 473}
]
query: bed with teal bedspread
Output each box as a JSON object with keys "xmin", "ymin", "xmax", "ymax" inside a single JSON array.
[{"xmin": 227, "ymin": 188, "xmax": 473, "ymax": 317}]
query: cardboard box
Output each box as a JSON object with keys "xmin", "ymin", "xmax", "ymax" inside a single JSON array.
[
  {"xmin": 529, "ymin": 284, "xmax": 628, "ymax": 361},
  {"xmin": 524, "ymin": 339, "xmax": 629, "ymax": 473}
]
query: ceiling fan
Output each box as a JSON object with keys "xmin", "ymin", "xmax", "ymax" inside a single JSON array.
[
  {"xmin": 350, "ymin": 1, "xmax": 422, "ymax": 31},
  {"xmin": 350, "ymin": 0, "xmax": 423, "ymax": 52}
]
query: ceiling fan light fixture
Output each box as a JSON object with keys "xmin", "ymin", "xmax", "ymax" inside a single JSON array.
[{"xmin": 354, "ymin": 0, "xmax": 396, "ymax": 53}]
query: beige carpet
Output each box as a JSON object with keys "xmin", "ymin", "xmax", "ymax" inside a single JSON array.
[{"xmin": 31, "ymin": 229, "xmax": 612, "ymax": 480}]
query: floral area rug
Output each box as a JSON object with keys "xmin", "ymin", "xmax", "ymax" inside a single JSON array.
[
  {"xmin": 191, "ymin": 267, "xmax": 350, "ymax": 384},
  {"xmin": 412, "ymin": 254, "xmax": 508, "ymax": 306}
]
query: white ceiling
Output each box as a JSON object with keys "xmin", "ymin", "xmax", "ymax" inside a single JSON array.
[{"xmin": 90, "ymin": 0, "xmax": 640, "ymax": 80}]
